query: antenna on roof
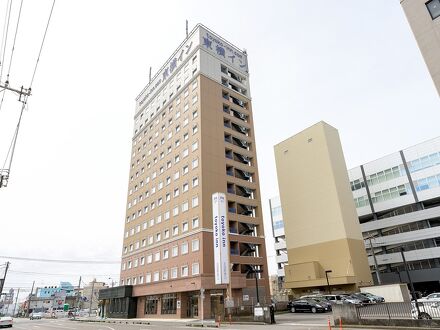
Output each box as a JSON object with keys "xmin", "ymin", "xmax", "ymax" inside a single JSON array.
[
  {"xmin": 149, "ymin": 67, "xmax": 152, "ymax": 83},
  {"xmin": 186, "ymin": 20, "xmax": 189, "ymax": 38}
]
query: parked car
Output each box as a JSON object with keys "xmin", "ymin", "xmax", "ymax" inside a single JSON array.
[
  {"xmin": 358, "ymin": 292, "xmax": 385, "ymax": 303},
  {"xmin": 323, "ymin": 294, "xmax": 344, "ymax": 304},
  {"xmin": 350, "ymin": 293, "xmax": 373, "ymax": 304},
  {"xmin": 29, "ymin": 312, "xmax": 43, "ymax": 320},
  {"xmin": 0, "ymin": 316, "xmax": 13, "ymax": 328},
  {"xmin": 288, "ymin": 299, "xmax": 328, "ymax": 313},
  {"xmin": 307, "ymin": 298, "xmax": 332, "ymax": 311},
  {"xmin": 340, "ymin": 294, "xmax": 364, "ymax": 305},
  {"xmin": 420, "ymin": 292, "xmax": 440, "ymax": 302},
  {"xmin": 411, "ymin": 301, "xmax": 440, "ymax": 319}
]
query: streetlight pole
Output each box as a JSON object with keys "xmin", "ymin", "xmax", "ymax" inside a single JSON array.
[
  {"xmin": 367, "ymin": 236, "xmax": 382, "ymax": 285},
  {"xmin": 325, "ymin": 270, "xmax": 332, "ymax": 294},
  {"xmin": 400, "ymin": 247, "xmax": 421, "ymax": 318}
]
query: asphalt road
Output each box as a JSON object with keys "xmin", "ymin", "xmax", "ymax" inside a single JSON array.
[{"xmin": 10, "ymin": 313, "xmax": 385, "ymax": 330}]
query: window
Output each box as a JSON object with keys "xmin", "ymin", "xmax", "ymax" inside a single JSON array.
[
  {"xmin": 183, "ymin": 165, "xmax": 189, "ymax": 174},
  {"xmin": 192, "ymin": 239, "xmax": 199, "ymax": 251},
  {"xmin": 183, "ymin": 148, "xmax": 189, "ymax": 158},
  {"xmin": 171, "ymin": 267, "xmax": 178, "ymax": 278},
  {"xmin": 192, "ymin": 125, "xmax": 198, "ymax": 134},
  {"xmin": 192, "ymin": 141, "xmax": 198, "ymax": 151},
  {"xmin": 156, "ymin": 232, "xmax": 161, "ymax": 242},
  {"xmin": 164, "ymin": 210, "xmax": 170, "ymax": 220},
  {"xmin": 128, "ymin": 261, "xmax": 132, "ymax": 269},
  {"xmin": 174, "ymin": 171, "xmax": 180, "ymax": 180},
  {"xmin": 161, "ymin": 293, "xmax": 177, "ymax": 314},
  {"xmin": 183, "ymin": 182, "xmax": 189, "ymax": 192},
  {"xmin": 427, "ymin": 0, "xmax": 440, "ymax": 19},
  {"xmin": 184, "ymin": 133, "xmax": 189, "ymax": 141},
  {"xmin": 147, "ymin": 254, "xmax": 153, "ymax": 263},
  {"xmin": 154, "ymin": 251, "xmax": 161, "ymax": 262},
  {"xmin": 181, "ymin": 242, "xmax": 188, "ymax": 254},
  {"xmin": 182, "ymin": 201, "xmax": 189, "ymax": 212},
  {"xmin": 166, "ymin": 193, "xmax": 171, "ymax": 202},
  {"xmin": 192, "ymin": 95, "xmax": 198, "ymax": 104},
  {"xmin": 182, "ymin": 221, "xmax": 189, "ymax": 232},
  {"xmin": 181, "ymin": 265, "xmax": 189, "ymax": 277},
  {"xmin": 140, "ymin": 257, "xmax": 145, "ymax": 265},
  {"xmin": 172, "ymin": 245, "xmax": 178, "ymax": 257},
  {"xmin": 183, "ymin": 117, "xmax": 189, "ymax": 127},
  {"xmin": 174, "ymin": 187, "xmax": 180, "ymax": 197},
  {"xmin": 192, "ymin": 110, "xmax": 198, "ymax": 119},
  {"xmin": 184, "ymin": 89, "xmax": 189, "ymax": 98},
  {"xmin": 145, "ymin": 296, "xmax": 158, "ymax": 314},
  {"xmin": 153, "ymin": 271, "xmax": 160, "ymax": 282},
  {"xmin": 166, "ymin": 176, "xmax": 171, "ymax": 185},
  {"xmin": 133, "ymin": 277, "xmax": 137, "ymax": 285},
  {"xmin": 173, "ymin": 206, "xmax": 179, "ymax": 216},
  {"xmin": 175, "ymin": 155, "xmax": 180, "ymax": 163},
  {"xmin": 146, "ymin": 273, "xmax": 152, "ymax": 283},
  {"xmin": 184, "ymin": 103, "xmax": 189, "ymax": 112},
  {"xmin": 192, "ymin": 217, "xmax": 199, "ymax": 228},
  {"xmin": 175, "ymin": 139, "xmax": 180, "ymax": 147},
  {"xmin": 122, "ymin": 262, "xmax": 126, "ymax": 270},
  {"xmin": 163, "ymin": 249, "xmax": 169, "ymax": 259},
  {"xmin": 192, "ymin": 196, "xmax": 199, "ymax": 208},
  {"xmin": 139, "ymin": 275, "xmax": 144, "ymax": 284},
  {"xmin": 192, "ymin": 262, "xmax": 200, "ymax": 275},
  {"xmin": 192, "ymin": 177, "xmax": 199, "ymax": 187},
  {"xmin": 173, "ymin": 225, "xmax": 179, "ymax": 236},
  {"xmin": 164, "ymin": 229, "xmax": 170, "ymax": 238},
  {"xmin": 162, "ymin": 269, "xmax": 169, "ymax": 281}
]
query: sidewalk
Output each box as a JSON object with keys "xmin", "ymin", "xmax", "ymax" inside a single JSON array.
[{"xmin": 71, "ymin": 316, "xmax": 199, "ymax": 325}]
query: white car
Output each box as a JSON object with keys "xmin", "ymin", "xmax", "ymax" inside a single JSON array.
[
  {"xmin": 420, "ymin": 292, "xmax": 440, "ymax": 302},
  {"xmin": 0, "ymin": 316, "xmax": 13, "ymax": 328},
  {"xmin": 29, "ymin": 312, "xmax": 43, "ymax": 320},
  {"xmin": 411, "ymin": 301, "xmax": 440, "ymax": 319}
]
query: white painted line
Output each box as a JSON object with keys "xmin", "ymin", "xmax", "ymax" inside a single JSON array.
[
  {"xmin": 40, "ymin": 323, "xmax": 78, "ymax": 329},
  {"xmin": 280, "ymin": 323, "xmax": 328, "ymax": 327}
]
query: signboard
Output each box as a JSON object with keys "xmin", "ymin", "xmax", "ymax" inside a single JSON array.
[
  {"xmin": 176, "ymin": 300, "xmax": 181, "ymax": 309},
  {"xmin": 243, "ymin": 294, "xmax": 249, "ymax": 302},
  {"xmin": 212, "ymin": 192, "xmax": 230, "ymax": 285},
  {"xmin": 225, "ymin": 298, "xmax": 234, "ymax": 308},
  {"xmin": 254, "ymin": 307, "xmax": 264, "ymax": 316}
]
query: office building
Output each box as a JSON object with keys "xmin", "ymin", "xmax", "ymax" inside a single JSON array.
[
  {"xmin": 118, "ymin": 24, "xmax": 269, "ymax": 319},
  {"xmin": 349, "ymin": 136, "xmax": 440, "ymax": 292},
  {"xmin": 401, "ymin": 0, "xmax": 440, "ymax": 96},
  {"xmin": 269, "ymin": 196, "xmax": 287, "ymax": 292},
  {"xmin": 274, "ymin": 122, "xmax": 372, "ymax": 296}
]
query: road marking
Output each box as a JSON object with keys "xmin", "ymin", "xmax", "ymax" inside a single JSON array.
[
  {"xmin": 40, "ymin": 323, "xmax": 78, "ymax": 329},
  {"xmin": 280, "ymin": 323, "xmax": 328, "ymax": 327}
]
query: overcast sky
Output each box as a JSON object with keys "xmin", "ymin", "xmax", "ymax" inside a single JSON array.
[{"xmin": 0, "ymin": 0, "xmax": 439, "ymax": 302}]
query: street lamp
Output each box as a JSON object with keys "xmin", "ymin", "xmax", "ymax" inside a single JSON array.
[
  {"xmin": 248, "ymin": 266, "xmax": 262, "ymax": 306},
  {"xmin": 325, "ymin": 270, "xmax": 332, "ymax": 294}
]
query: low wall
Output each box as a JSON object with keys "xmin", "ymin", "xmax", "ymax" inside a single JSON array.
[{"xmin": 332, "ymin": 304, "xmax": 440, "ymax": 328}]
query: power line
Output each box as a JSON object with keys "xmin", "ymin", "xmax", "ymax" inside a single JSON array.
[
  {"xmin": 9, "ymin": 270, "xmax": 120, "ymax": 277},
  {"xmin": 0, "ymin": 0, "xmax": 13, "ymax": 82},
  {"xmin": 29, "ymin": 0, "xmax": 55, "ymax": 90},
  {"xmin": 6, "ymin": 0, "xmax": 24, "ymax": 79},
  {"xmin": 0, "ymin": 255, "xmax": 120, "ymax": 264}
]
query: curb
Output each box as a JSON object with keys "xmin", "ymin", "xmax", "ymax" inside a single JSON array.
[{"xmin": 70, "ymin": 319, "xmax": 151, "ymax": 325}]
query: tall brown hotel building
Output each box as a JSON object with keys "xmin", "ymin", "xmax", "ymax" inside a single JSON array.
[{"xmin": 118, "ymin": 24, "xmax": 269, "ymax": 319}]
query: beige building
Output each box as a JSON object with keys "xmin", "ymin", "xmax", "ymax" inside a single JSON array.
[
  {"xmin": 401, "ymin": 0, "xmax": 440, "ymax": 96},
  {"xmin": 119, "ymin": 24, "xmax": 269, "ymax": 319},
  {"xmin": 274, "ymin": 122, "xmax": 372, "ymax": 296},
  {"xmin": 82, "ymin": 280, "xmax": 108, "ymax": 312}
]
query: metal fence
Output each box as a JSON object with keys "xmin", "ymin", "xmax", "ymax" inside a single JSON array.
[{"xmin": 356, "ymin": 301, "xmax": 440, "ymax": 320}]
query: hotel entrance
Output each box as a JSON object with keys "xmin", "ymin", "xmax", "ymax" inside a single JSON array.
[
  {"xmin": 210, "ymin": 291, "xmax": 224, "ymax": 320},
  {"xmin": 187, "ymin": 292, "xmax": 199, "ymax": 318}
]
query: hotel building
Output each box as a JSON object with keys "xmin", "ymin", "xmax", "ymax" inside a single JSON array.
[{"xmin": 116, "ymin": 24, "xmax": 269, "ymax": 319}]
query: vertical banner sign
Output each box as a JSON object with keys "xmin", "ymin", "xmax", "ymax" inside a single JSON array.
[{"xmin": 212, "ymin": 192, "xmax": 230, "ymax": 285}]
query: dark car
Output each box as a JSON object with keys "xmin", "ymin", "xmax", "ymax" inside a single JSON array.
[
  {"xmin": 288, "ymin": 299, "xmax": 327, "ymax": 313},
  {"xmin": 350, "ymin": 293, "xmax": 372, "ymax": 304},
  {"xmin": 308, "ymin": 298, "xmax": 332, "ymax": 311}
]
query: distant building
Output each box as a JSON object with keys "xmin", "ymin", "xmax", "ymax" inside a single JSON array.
[
  {"xmin": 82, "ymin": 280, "xmax": 108, "ymax": 311},
  {"xmin": 37, "ymin": 282, "xmax": 75, "ymax": 298},
  {"xmin": 269, "ymin": 196, "xmax": 287, "ymax": 291},
  {"xmin": 401, "ymin": 0, "xmax": 440, "ymax": 96}
]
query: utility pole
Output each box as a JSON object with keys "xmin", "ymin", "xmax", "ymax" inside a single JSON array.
[
  {"xmin": 12, "ymin": 288, "xmax": 19, "ymax": 317},
  {"xmin": 0, "ymin": 262, "xmax": 10, "ymax": 294},
  {"xmin": 26, "ymin": 281, "xmax": 35, "ymax": 317},
  {"xmin": 88, "ymin": 280, "xmax": 95, "ymax": 317},
  {"xmin": 400, "ymin": 247, "xmax": 421, "ymax": 317},
  {"xmin": 76, "ymin": 276, "xmax": 81, "ymax": 314},
  {"xmin": 367, "ymin": 236, "xmax": 382, "ymax": 285}
]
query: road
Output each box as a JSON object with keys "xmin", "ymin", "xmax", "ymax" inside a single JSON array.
[{"xmin": 10, "ymin": 313, "xmax": 386, "ymax": 330}]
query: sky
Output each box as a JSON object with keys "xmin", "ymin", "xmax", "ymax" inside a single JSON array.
[{"xmin": 0, "ymin": 0, "xmax": 439, "ymax": 303}]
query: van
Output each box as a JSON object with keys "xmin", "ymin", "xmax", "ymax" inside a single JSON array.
[{"xmin": 323, "ymin": 295, "xmax": 344, "ymax": 304}]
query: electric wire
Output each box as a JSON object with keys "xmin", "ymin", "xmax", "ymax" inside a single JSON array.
[
  {"xmin": 29, "ymin": 0, "xmax": 55, "ymax": 90},
  {"xmin": 9, "ymin": 270, "xmax": 120, "ymax": 277},
  {"xmin": 1, "ymin": 102, "xmax": 24, "ymax": 176},
  {"xmin": 0, "ymin": 0, "xmax": 13, "ymax": 83},
  {"xmin": 0, "ymin": 255, "xmax": 120, "ymax": 264},
  {"xmin": 6, "ymin": 0, "xmax": 24, "ymax": 79}
]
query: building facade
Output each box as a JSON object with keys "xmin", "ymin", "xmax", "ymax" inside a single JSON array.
[
  {"xmin": 269, "ymin": 196, "xmax": 287, "ymax": 292},
  {"xmin": 401, "ymin": 0, "xmax": 440, "ymax": 96},
  {"xmin": 348, "ymin": 136, "xmax": 440, "ymax": 292},
  {"xmin": 274, "ymin": 122, "xmax": 372, "ymax": 296},
  {"xmin": 119, "ymin": 24, "xmax": 269, "ymax": 319}
]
